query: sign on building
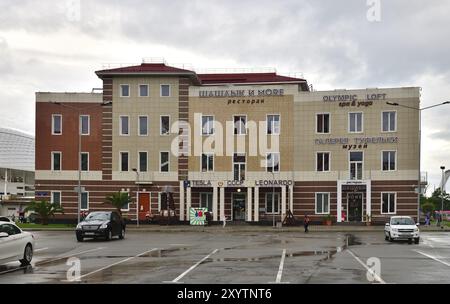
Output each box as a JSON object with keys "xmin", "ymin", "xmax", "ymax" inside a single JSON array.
[{"xmin": 189, "ymin": 208, "xmax": 207, "ymax": 226}]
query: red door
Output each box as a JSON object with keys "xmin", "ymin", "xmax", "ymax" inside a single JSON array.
[{"xmin": 138, "ymin": 193, "xmax": 150, "ymax": 221}]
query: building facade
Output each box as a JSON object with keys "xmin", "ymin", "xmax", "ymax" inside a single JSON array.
[{"xmin": 35, "ymin": 63, "xmax": 421, "ymax": 224}]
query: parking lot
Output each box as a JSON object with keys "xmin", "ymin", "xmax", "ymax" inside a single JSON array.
[{"xmin": 0, "ymin": 230, "xmax": 449, "ymax": 284}]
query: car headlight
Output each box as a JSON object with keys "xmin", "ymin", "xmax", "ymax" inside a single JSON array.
[
  {"xmin": 414, "ymin": 227, "xmax": 419, "ymax": 232},
  {"xmin": 76, "ymin": 223, "xmax": 82, "ymax": 229},
  {"xmin": 391, "ymin": 228, "xmax": 398, "ymax": 232},
  {"xmin": 100, "ymin": 222, "xmax": 109, "ymax": 229}
]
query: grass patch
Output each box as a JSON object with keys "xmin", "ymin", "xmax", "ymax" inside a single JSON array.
[
  {"xmin": 16, "ymin": 223, "xmax": 75, "ymax": 229},
  {"xmin": 427, "ymin": 220, "xmax": 450, "ymax": 227}
]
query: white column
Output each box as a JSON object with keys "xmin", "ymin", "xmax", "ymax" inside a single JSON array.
[
  {"xmin": 254, "ymin": 186, "xmax": 259, "ymax": 222},
  {"xmin": 289, "ymin": 184, "xmax": 294, "ymax": 212},
  {"xmin": 213, "ymin": 186, "xmax": 218, "ymax": 221},
  {"xmin": 281, "ymin": 186, "xmax": 287, "ymax": 220},
  {"xmin": 366, "ymin": 180, "xmax": 371, "ymax": 217},
  {"xmin": 337, "ymin": 180, "xmax": 342, "ymax": 222},
  {"xmin": 179, "ymin": 181, "xmax": 185, "ymax": 221},
  {"xmin": 220, "ymin": 187, "xmax": 225, "ymax": 221},
  {"xmin": 186, "ymin": 187, "xmax": 191, "ymax": 222},
  {"xmin": 247, "ymin": 187, "xmax": 252, "ymax": 222}
]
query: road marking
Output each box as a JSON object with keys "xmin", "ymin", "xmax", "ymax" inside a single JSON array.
[
  {"xmin": 35, "ymin": 247, "xmax": 49, "ymax": 252},
  {"xmin": 268, "ymin": 249, "xmax": 289, "ymax": 283},
  {"xmin": 347, "ymin": 249, "xmax": 386, "ymax": 284},
  {"xmin": 414, "ymin": 250, "xmax": 450, "ymax": 267},
  {"xmin": 77, "ymin": 248, "xmax": 159, "ymax": 280},
  {"xmin": 167, "ymin": 249, "xmax": 219, "ymax": 283}
]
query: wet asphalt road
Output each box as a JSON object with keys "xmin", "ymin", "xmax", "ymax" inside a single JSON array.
[{"xmin": 0, "ymin": 230, "xmax": 449, "ymax": 284}]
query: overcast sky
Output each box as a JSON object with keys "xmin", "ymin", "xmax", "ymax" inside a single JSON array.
[{"xmin": 0, "ymin": 0, "xmax": 449, "ymax": 193}]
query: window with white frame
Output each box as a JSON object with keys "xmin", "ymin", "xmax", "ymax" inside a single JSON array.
[
  {"xmin": 52, "ymin": 114, "xmax": 62, "ymax": 135},
  {"xmin": 120, "ymin": 116, "xmax": 129, "ymax": 136},
  {"xmin": 349, "ymin": 151, "xmax": 363, "ymax": 180},
  {"xmin": 80, "ymin": 115, "xmax": 90, "ymax": 135},
  {"xmin": 382, "ymin": 111, "xmax": 396, "ymax": 132},
  {"xmin": 80, "ymin": 152, "xmax": 89, "ymax": 171},
  {"xmin": 139, "ymin": 151, "xmax": 148, "ymax": 172},
  {"xmin": 266, "ymin": 153, "xmax": 280, "ymax": 172},
  {"xmin": 120, "ymin": 84, "xmax": 130, "ymax": 97},
  {"xmin": 317, "ymin": 152, "xmax": 330, "ymax": 172},
  {"xmin": 382, "ymin": 151, "xmax": 396, "ymax": 171},
  {"xmin": 81, "ymin": 192, "xmax": 89, "ymax": 210},
  {"xmin": 266, "ymin": 192, "xmax": 280, "ymax": 214},
  {"xmin": 139, "ymin": 84, "xmax": 149, "ymax": 97},
  {"xmin": 120, "ymin": 152, "xmax": 129, "ymax": 172},
  {"xmin": 160, "ymin": 116, "xmax": 170, "ymax": 135},
  {"xmin": 234, "ymin": 115, "xmax": 247, "ymax": 135},
  {"xmin": 233, "ymin": 153, "xmax": 246, "ymax": 181},
  {"xmin": 267, "ymin": 114, "xmax": 280, "ymax": 135},
  {"xmin": 349, "ymin": 112, "xmax": 363, "ymax": 133},
  {"xmin": 315, "ymin": 192, "xmax": 330, "ymax": 214},
  {"xmin": 160, "ymin": 84, "xmax": 170, "ymax": 97},
  {"xmin": 51, "ymin": 152, "xmax": 61, "ymax": 171},
  {"xmin": 202, "ymin": 115, "xmax": 214, "ymax": 135},
  {"xmin": 201, "ymin": 153, "xmax": 214, "ymax": 172},
  {"xmin": 121, "ymin": 192, "xmax": 130, "ymax": 211},
  {"xmin": 381, "ymin": 192, "xmax": 396, "ymax": 214},
  {"xmin": 160, "ymin": 151, "xmax": 169, "ymax": 172},
  {"xmin": 51, "ymin": 191, "xmax": 61, "ymax": 206},
  {"xmin": 200, "ymin": 193, "xmax": 213, "ymax": 212},
  {"xmin": 138, "ymin": 116, "xmax": 148, "ymax": 136},
  {"xmin": 316, "ymin": 113, "xmax": 330, "ymax": 133}
]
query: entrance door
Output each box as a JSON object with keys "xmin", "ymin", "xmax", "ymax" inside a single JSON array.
[
  {"xmin": 138, "ymin": 192, "xmax": 150, "ymax": 221},
  {"xmin": 347, "ymin": 192, "xmax": 363, "ymax": 222},
  {"xmin": 232, "ymin": 193, "xmax": 246, "ymax": 221}
]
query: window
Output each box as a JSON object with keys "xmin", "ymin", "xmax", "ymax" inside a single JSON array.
[
  {"xmin": 382, "ymin": 111, "xmax": 396, "ymax": 132},
  {"xmin": 138, "ymin": 116, "xmax": 148, "ymax": 136},
  {"xmin": 160, "ymin": 116, "xmax": 170, "ymax": 135},
  {"xmin": 51, "ymin": 152, "xmax": 61, "ymax": 171},
  {"xmin": 158, "ymin": 192, "xmax": 169, "ymax": 211},
  {"xmin": 120, "ymin": 84, "xmax": 130, "ymax": 97},
  {"xmin": 160, "ymin": 151, "xmax": 169, "ymax": 172},
  {"xmin": 381, "ymin": 192, "xmax": 396, "ymax": 214},
  {"xmin": 266, "ymin": 153, "xmax": 280, "ymax": 172},
  {"xmin": 51, "ymin": 191, "xmax": 61, "ymax": 206},
  {"xmin": 80, "ymin": 152, "xmax": 89, "ymax": 171},
  {"xmin": 120, "ymin": 116, "xmax": 129, "ymax": 136},
  {"xmin": 139, "ymin": 84, "xmax": 149, "ymax": 97},
  {"xmin": 120, "ymin": 152, "xmax": 129, "ymax": 172},
  {"xmin": 201, "ymin": 153, "xmax": 214, "ymax": 172},
  {"xmin": 316, "ymin": 113, "xmax": 330, "ymax": 133},
  {"xmin": 202, "ymin": 115, "xmax": 214, "ymax": 135},
  {"xmin": 266, "ymin": 192, "xmax": 280, "ymax": 214},
  {"xmin": 382, "ymin": 151, "xmax": 396, "ymax": 171},
  {"xmin": 234, "ymin": 115, "xmax": 247, "ymax": 135},
  {"xmin": 233, "ymin": 153, "xmax": 246, "ymax": 181},
  {"xmin": 160, "ymin": 84, "xmax": 170, "ymax": 97},
  {"xmin": 349, "ymin": 151, "xmax": 363, "ymax": 180},
  {"xmin": 349, "ymin": 112, "xmax": 363, "ymax": 133},
  {"xmin": 267, "ymin": 114, "xmax": 280, "ymax": 135},
  {"xmin": 81, "ymin": 192, "xmax": 89, "ymax": 210},
  {"xmin": 317, "ymin": 152, "xmax": 330, "ymax": 172},
  {"xmin": 52, "ymin": 114, "xmax": 62, "ymax": 135},
  {"xmin": 80, "ymin": 115, "xmax": 90, "ymax": 135},
  {"xmin": 0, "ymin": 224, "xmax": 21, "ymax": 235},
  {"xmin": 121, "ymin": 192, "xmax": 130, "ymax": 211},
  {"xmin": 200, "ymin": 193, "xmax": 213, "ymax": 212},
  {"xmin": 139, "ymin": 151, "xmax": 148, "ymax": 172},
  {"xmin": 315, "ymin": 193, "xmax": 330, "ymax": 214}
]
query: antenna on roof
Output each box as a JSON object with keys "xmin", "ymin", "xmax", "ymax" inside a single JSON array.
[{"xmin": 142, "ymin": 57, "xmax": 166, "ymax": 64}]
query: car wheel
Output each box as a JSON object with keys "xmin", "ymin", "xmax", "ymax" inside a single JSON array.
[
  {"xmin": 20, "ymin": 244, "xmax": 33, "ymax": 265},
  {"xmin": 388, "ymin": 233, "xmax": 393, "ymax": 242},
  {"xmin": 408, "ymin": 239, "xmax": 413, "ymax": 244},
  {"xmin": 105, "ymin": 229, "xmax": 112, "ymax": 241},
  {"xmin": 414, "ymin": 237, "xmax": 420, "ymax": 244},
  {"xmin": 76, "ymin": 234, "xmax": 83, "ymax": 242},
  {"xmin": 119, "ymin": 227, "xmax": 125, "ymax": 240},
  {"xmin": 385, "ymin": 232, "xmax": 389, "ymax": 241}
]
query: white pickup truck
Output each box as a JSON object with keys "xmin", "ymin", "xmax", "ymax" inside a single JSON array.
[{"xmin": 384, "ymin": 216, "xmax": 420, "ymax": 244}]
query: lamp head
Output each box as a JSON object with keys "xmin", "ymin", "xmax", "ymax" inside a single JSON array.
[{"xmin": 441, "ymin": 166, "xmax": 445, "ymax": 170}]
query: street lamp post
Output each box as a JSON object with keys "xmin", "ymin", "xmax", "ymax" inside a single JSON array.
[
  {"xmin": 52, "ymin": 101, "xmax": 112, "ymax": 224},
  {"xmin": 386, "ymin": 101, "xmax": 450, "ymax": 224},
  {"xmin": 440, "ymin": 165, "xmax": 446, "ymax": 226},
  {"xmin": 132, "ymin": 168, "xmax": 139, "ymax": 227}
]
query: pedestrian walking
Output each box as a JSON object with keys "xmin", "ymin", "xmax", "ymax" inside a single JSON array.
[
  {"xmin": 425, "ymin": 211, "xmax": 430, "ymax": 226},
  {"xmin": 304, "ymin": 214, "xmax": 310, "ymax": 233}
]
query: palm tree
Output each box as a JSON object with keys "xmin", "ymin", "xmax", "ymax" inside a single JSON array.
[
  {"xmin": 105, "ymin": 192, "xmax": 132, "ymax": 214},
  {"xmin": 25, "ymin": 200, "xmax": 64, "ymax": 225}
]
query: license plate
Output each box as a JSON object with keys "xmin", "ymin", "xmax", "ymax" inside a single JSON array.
[{"xmin": 84, "ymin": 232, "xmax": 95, "ymax": 235}]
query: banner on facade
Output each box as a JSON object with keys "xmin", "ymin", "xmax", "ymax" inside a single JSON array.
[{"xmin": 189, "ymin": 208, "xmax": 207, "ymax": 226}]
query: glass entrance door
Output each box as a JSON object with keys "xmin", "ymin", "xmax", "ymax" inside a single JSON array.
[
  {"xmin": 232, "ymin": 193, "xmax": 246, "ymax": 221},
  {"xmin": 347, "ymin": 192, "xmax": 363, "ymax": 222}
]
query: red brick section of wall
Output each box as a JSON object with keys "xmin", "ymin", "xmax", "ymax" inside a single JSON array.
[
  {"xmin": 102, "ymin": 76, "xmax": 113, "ymax": 180},
  {"xmin": 35, "ymin": 102, "xmax": 103, "ymax": 171}
]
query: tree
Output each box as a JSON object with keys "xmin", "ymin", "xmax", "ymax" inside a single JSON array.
[
  {"xmin": 25, "ymin": 200, "xmax": 64, "ymax": 225},
  {"xmin": 105, "ymin": 192, "xmax": 132, "ymax": 214}
]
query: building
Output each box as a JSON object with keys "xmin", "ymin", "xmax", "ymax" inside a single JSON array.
[
  {"xmin": 0, "ymin": 127, "xmax": 35, "ymax": 217},
  {"xmin": 35, "ymin": 62, "xmax": 422, "ymax": 224}
]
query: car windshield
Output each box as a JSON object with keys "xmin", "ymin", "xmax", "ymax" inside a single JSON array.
[
  {"xmin": 85, "ymin": 212, "xmax": 110, "ymax": 221},
  {"xmin": 391, "ymin": 218, "xmax": 415, "ymax": 225}
]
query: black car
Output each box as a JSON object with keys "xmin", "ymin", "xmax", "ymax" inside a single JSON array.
[{"xmin": 75, "ymin": 211, "xmax": 126, "ymax": 242}]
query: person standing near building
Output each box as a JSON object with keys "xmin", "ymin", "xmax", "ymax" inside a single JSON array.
[{"xmin": 304, "ymin": 214, "xmax": 310, "ymax": 233}]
